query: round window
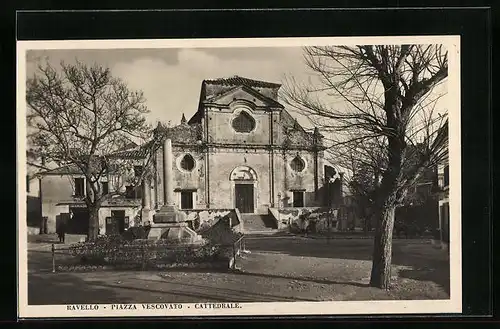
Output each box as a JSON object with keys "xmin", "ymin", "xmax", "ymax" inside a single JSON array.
[
  {"xmin": 290, "ymin": 156, "xmax": 305, "ymax": 172},
  {"xmin": 180, "ymin": 154, "xmax": 195, "ymax": 172}
]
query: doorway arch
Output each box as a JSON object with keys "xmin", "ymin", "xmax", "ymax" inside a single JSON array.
[{"xmin": 230, "ymin": 166, "xmax": 258, "ymax": 214}]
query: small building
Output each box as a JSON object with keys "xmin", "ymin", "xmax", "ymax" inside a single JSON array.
[{"xmin": 38, "ymin": 161, "xmax": 144, "ymax": 235}]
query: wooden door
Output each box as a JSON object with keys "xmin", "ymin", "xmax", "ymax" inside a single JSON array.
[
  {"xmin": 235, "ymin": 184, "xmax": 254, "ymax": 213},
  {"xmin": 293, "ymin": 191, "xmax": 305, "ymax": 207},
  {"xmin": 180, "ymin": 191, "xmax": 194, "ymax": 209},
  {"xmin": 68, "ymin": 207, "xmax": 89, "ymax": 234},
  {"xmin": 106, "ymin": 210, "xmax": 126, "ymax": 235}
]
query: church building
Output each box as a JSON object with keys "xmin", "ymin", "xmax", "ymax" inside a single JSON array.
[{"xmin": 136, "ymin": 76, "xmax": 342, "ymax": 222}]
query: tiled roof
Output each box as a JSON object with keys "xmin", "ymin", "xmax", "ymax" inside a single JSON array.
[
  {"xmin": 108, "ymin": 147, "xmax": 148, "ymax": 159},
  {"xmin": 203, "ymin": 84, "xmax": 284, "ymax": 109},
  {"xmin": 108, "ymin": 141, "xmax": 157, "ymax": 159},
  {"xmin": 189, "ymin": 76, "xmax": 283, "ymax": 124},
  {"xmin": 40, "ymin": 145, "xmax": 153, "ymax": 176},
  {"xmin": 103, "ymin": 198, "xmax": 142, "ymax": 207},
  {"xmin": 204, "ymin": 75, "xmax": 281, "ymax": 88},
  {"xmin": 115, "ymin": 141, "xmax": 139, "ymax": 152},
  {"xmin": 40, "ymin": 164, "xmax": 82, "ymax": 175},
  {"xmin": 56, "ymin": 198, "xmax": 141, "ymax": 207}
]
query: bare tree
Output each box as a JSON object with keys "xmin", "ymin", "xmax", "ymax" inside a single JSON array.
[
  {"xmin": 282, "ymin": 45, "xmax": 449, "ymax": 288},
  {"xmin": 26, "ymin": 60, "xmax": 160, "ymax": 240}
]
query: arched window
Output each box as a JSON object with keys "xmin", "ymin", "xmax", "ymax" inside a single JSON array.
[
  {"xmin": 180, "ymin": 154, "xmax": 195, "ymax": 172},
  {"xmin": 232, "ymin": 111, "xmax": 256, "ymax": 133},
  {"xmin": 290, "ymin": 156, "xmax": 305, "ymax": 172}
]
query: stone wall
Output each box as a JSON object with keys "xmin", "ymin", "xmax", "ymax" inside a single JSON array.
[
  {"xmin": 208, "ymin": 150, "xmax": 271, "ymax": 213},
  {"xmin": 172, "ymin": 147, "xmax": 206, "ymax": 208},
  {"xmin": 41, "ymin": 175, "xmax": 75, "ymax": 233},
  {"xmin": 278, "ymin": 151, "xmax": 325, "ymax": 208},
  {"xmin": 153, "ymin": 145, "xmax": 325, "ymax": 213},
  {"xmin": 152, "ymin": 98, "xmax": 326, "ymax": 214},
  {"xmin": 204, "ymin": 149, "xmax": 323, "ymax": 212},
  {"xmin": 99, "ymin": 207, "xmax": 141, "ymax": 235},
  {"xmin": 269, "ymin": 207, "xmax": 339, "ymax": 233},
  {"xmin": 206, "ymin": 107, "xmax": 274, "ymax": 145},
  {"xmin": 180, "ymin": 208, "xmax": 243, "ymax": 233}
]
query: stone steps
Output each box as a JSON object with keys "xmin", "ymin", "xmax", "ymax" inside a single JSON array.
[{"xmin": 241, "ymin": 214, "xmax": 278, "ymax": 232}]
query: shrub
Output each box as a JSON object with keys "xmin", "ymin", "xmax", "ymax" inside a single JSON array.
[
  {"xmin": 122, "ymin": 226, "xmax": 150, "ymax": 240},
  {"xmin": 289, "ymin": 221, "xmax": 301, "ymax": 233},
  {"xmin": 69, "ymin": 236, "xmax": 228, "ymax": 268}
]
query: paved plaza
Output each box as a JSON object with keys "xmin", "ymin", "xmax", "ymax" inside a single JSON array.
[{"xmin": 27, "ymin": 235, "xmax": 450, "ymax": 304}]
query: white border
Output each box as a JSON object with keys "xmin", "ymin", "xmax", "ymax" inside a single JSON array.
[{"xmin": 17, "ymin": 36, "xmax": 462, "ymax": 318}]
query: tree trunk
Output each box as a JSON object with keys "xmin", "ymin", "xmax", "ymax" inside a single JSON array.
[
  {"xmin": 369, "ymin": 205, "xmax": 396, "ymax": 289},
  {"xmin": 87, "ymin": 205, "xmax": 100, "ymax": 241}
]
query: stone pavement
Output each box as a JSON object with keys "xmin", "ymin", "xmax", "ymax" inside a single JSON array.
[{"xmin": 26, "ymin": 236, "xmax": 450, "ymax": 304}]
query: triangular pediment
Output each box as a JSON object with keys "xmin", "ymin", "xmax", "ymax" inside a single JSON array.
[{"xmin": 204, "ymin": 85, "xmax": 283, "ymax": 109}]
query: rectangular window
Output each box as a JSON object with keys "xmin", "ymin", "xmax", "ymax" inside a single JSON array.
[
  {"xmin": 443, "ymin": 165, "xmax": 449, "ymax": 187},
  {"xmin": 125, "ymin": 186, "xmax": 135, "ymax": 199},
  {"xmin": 125, "ymin": 185, "xmax": 142, "ymax": 199},
  {"xmin": 74, "ymin": 178, "xmax": 85, "ymax": 197},
  {"xmin": 136, "ymin": 183, "xmax": 143, "ymax": 200},
  {"xmin": 416, "ymin": 183, "xmax": 431, "ymax": 196},
  {"xmin": 102, "ymin": 182, "xmax": 109, "ymax": 195},
  {"xmin": 180, "ymin": 191, "xmax": 194, "ymax": 209},
  {"xmin": 134, "ymin": 165, "xmax": 143, "ymax": 178},
  {"xmin": 293, "ymin": 191, "xmax": 305, "ymax": 207}
]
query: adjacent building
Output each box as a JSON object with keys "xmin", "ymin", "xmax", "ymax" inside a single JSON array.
[
  {"xmin": 437, "ymin": 158, "xmax": 450, "ymax": 248},
  {"xmin": 38, "ymin": 160, "xmax": 144, "ymax": 235},
  {"xmin": 26, "ymin": 150, "xmax": 46, "ymax": 234}
]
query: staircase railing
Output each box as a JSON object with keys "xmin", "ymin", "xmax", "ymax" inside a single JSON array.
[{"xmin": 230, "ymin": 235, "xmax": 245, "ymax": 270}]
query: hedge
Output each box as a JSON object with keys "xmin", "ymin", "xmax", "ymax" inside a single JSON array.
[{"xmin": 68, "ymin": 234, "xmax": 232, "ymax": 269}]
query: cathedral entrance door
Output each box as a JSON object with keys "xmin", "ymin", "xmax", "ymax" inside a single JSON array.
[{"xmin": 235, "ymin": 184, "xmax": 254, "ymax": 213}]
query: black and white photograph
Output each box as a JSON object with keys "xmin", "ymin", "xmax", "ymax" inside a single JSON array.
[{"xmin": 17, "ymin": 36, "xmax": 461, "ymax": 317}]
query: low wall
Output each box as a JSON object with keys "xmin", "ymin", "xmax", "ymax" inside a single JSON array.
[
  {"xmin": 269, "ymin": 207, "xmax": 339, "ymax": 233},
  {"xmin": 181, "ymin": 208, "xmax": 243, "ymax": 233}
]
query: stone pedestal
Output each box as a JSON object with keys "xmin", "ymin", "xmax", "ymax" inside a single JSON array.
[
  {"xmin": 148, "ymin": 221, "xmax": 202, "ymax": 242},
  {"xmin": 146, "ymin": 137, "xmax": 202, "ymax": 244},
  {"xmin": 149, "ymin": 206, "xmax": 203, "ymax": 243}
]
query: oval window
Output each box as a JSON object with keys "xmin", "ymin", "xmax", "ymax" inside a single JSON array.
[
  {"xmin": 290, "ymin": 156, "xmax": 305, "ymax": 172},
  {"xmin": 180, "ymin": 154, "xmax": 195, "ymax": 172},
  {"xmin": 232, "ymin": 111, "xmax": 256, "ymax": 133}
]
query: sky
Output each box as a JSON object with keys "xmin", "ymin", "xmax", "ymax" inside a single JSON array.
[
  {"xmin": 25, "ymin": 45, "xmax": 451, "ymax": 179},
  {"xmin": 25, "ymin": 45, "xmax": 449, "ymax": 145},
  {"xmin": 26, "ymin": 47, "xmax": 316, "ymax": 127}
]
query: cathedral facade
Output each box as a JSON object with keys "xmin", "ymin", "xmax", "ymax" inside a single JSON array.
[{"xmin": 142, "ymin": 76, "xmax": 340, "ymax": 219}]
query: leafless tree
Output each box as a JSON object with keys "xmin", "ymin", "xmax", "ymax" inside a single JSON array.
[
  {"xmin": 282, "ymin": 45, "xmax": 449, "ymax": 288},
  {"xmin": 26, "ymin": 60, "xmax": 161, "ymax": 240}
]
